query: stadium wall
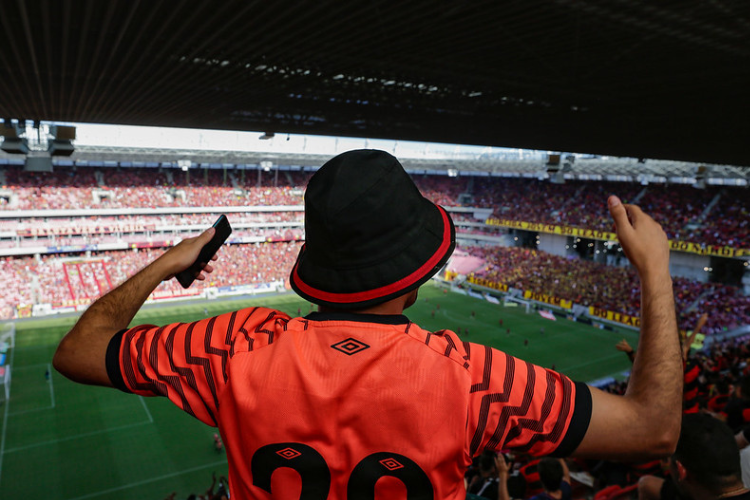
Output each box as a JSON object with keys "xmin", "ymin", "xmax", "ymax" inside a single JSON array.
[{"xmin": 669, "ymin": 251, "xmax": 710, "ymax": 283}]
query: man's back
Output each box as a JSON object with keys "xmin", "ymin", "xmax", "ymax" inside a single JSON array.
[
  {"xmin": 111, "ymin": 308, "xmax": 588, "ymax": 498},
  {"xmin": 57, "ymin": 149, "xmax": 683, "ymax": 499}
]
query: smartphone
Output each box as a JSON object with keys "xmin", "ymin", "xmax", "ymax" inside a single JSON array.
[{"xmin": 175, "ymin": 215, "xmax": 232, "ymax": 288}]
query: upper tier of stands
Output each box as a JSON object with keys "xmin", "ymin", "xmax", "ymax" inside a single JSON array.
[{"xmin": 2, "ymin": 165, "xmax": 748, "ymax": 249}]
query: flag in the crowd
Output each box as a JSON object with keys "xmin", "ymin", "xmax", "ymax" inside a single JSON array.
[
  {"xmin": 485, "ymin": 294, "xmax": 500, "ymax": 304},
  {"xmin": 538, "ymin": 310, "xmax": 557, "ymax": 321}
]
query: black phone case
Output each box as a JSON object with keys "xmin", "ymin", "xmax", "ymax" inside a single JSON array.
[{"xmin": 175, "ymin": 215, "xmax": 232, "ymax": 288}]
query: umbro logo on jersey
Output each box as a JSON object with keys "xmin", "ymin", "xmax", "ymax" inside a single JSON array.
[
  {"xmin": 276, "ymin": 447, "xmax": 302, "ymax": 460},
  {"xmin": 379, "ymin": 458, "xmax": 404, "ymax": 471},
  {"xmin": 331, "ymin": 338, "xmax": 370, "ymax": 356}
]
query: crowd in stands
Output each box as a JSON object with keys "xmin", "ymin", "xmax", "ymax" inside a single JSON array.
[
  {"xmin": 1, "ymin": 162, "xmax": 747, "ymax": 331},
  {"xmin": 0, "ymin": 241, "xmax": 302, "ymax": 318},
  {"xmin": 461, "ymin": 330, "xmax": 750, "ymax": 500},
  {"xmin": 163, "ymin": 472, "xmax": 229, "ymax": 500},
  {"xmin": 2, "ymin": 165, "xmax": 310, "ymax": 210},
  {"xmin": 2, "ymin": 164, "xmax": 748, "ymax": 499},
  {"xmin": 2, "ymin": 237, "xmax": 747, "ymax": 336},
  {"xmin": 462, "ymin": 244, "xmax": 750, "ymax": 334},
  {"xmin": 0, "ymin": 226, "xmax": 303, "ymax": 249},
  {"xmin": 2, "ymin": 165, "xmax": 747, "ymax": 249}
]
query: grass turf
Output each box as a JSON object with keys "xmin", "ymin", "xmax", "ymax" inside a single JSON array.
[{"xmin": 0, "ymin": 284, "xmax": 639, "ymax": 499}]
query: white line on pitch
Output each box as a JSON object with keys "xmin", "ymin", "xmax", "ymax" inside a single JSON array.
[
  {"xmin": 65, "ymin": 459, "xmax": 229, "ymax": 500},
  {"xmin": 564, "ymin": 352, "xmax": 625, "ymax": 371},
  {"xmin": 0, "ymin": 340, "xmax": 17, "ymax": 485},
  {"xmin": 3, "ymin": 420, "xmax": 151, "ymax": 454},
  {"xmin": 8, "ymin": 405, "xmax": 54, "ymax": 417},
  {"xmin": 139, "ymin": 396, "xmax": 153, "ymax": 423},
  {"xmin": 10, "ymin": 363, "xmax": 50, "ymax": 371},
  {"xmin": 48, "ymin": 363, "xmax": 55, "ymax": 409}
]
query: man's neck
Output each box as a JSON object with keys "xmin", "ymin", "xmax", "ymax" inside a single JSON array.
[{"xmin": 318, "ymin": 291, "xmax": 414, "ymax": 316}]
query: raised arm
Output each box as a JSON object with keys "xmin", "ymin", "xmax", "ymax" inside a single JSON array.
[
  {"xmin": 615, "ymin": 338, "xmax": 636, "ymax": 364},
  {"xmin": 572, "ymin": 196, "xmax": 681, "ymax": 460},
  {"xmin": 494, "ymin": 454, "xmax": 510, "ymax": 500},
  {"xmin": 683, "ymin": 312, "xmax": 708, "ymax": 361},
  {"xmin": 53, "ymin": 228, "xmax": 217, "ymax": 386}
]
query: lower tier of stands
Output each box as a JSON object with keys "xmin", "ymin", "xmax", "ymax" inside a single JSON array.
[{"xmin": 2, "ymin": 242, "xmax": 748, "ymax": 337}]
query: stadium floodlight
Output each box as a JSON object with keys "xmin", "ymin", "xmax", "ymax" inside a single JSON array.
[
  {"xmin": 447, "ymin": 169, "xmax": 458, "ymax": 177},
  {"xmin": 260, "ymin": 160, "xmax": 273, "ymax": 172},
  {"xmin": 1, "ymin": 137, "xmax": 29, "ymax": 155},
  {"xmin": 1, "ymin": 121, "xmax": 29, "ymax": 154},
  {"xmin": 48, "ymin": 125, "xmax": 76, "ymax": 156},
  {"xmin": 178, "ymin": 160, "xmax": 191, "ymax": 171}
]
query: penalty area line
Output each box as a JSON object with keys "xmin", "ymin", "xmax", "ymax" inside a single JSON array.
[
  {"xmin": 65, "ymin": 459, "xmax": 229, "ymax": 500},
  {"xmin": 139, "ymin": 396, "xmax": 154, "ymax": 423},
  {"xmin": 3, "ymin": 420, "xmax": 152, "ymax": 454}
]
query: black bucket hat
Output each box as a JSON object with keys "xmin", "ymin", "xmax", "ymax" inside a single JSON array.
[{"xmin": 290, "ymin": 149, "xmax": 456, "ymax": 310}]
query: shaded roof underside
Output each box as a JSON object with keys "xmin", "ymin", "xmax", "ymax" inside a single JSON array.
[{"xmin": 1, "ymin": 0, "xmax": 749, "ymax": 166}]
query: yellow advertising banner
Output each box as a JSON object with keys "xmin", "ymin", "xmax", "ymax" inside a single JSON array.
[
  {"xmin": 523, "ymin": 290, "xmax": 572, "ymax": 309},
  {"xmin": 486, "ymin": 219, "xmax": 749, "ymax": 258},
  {"xmin": 667, "ymin": 240, "xmax": 749, "ymax": 258},
  {"xmin": 467, "ymin": 275, "xmax": 509, "ymax": 292},
  {"xmin": 486, "ymin": 218, "xmax": 618, "ymax": 241},
  {"xmin": 589, "ymin": 306, "xmax": 641, "ymax": 328}
]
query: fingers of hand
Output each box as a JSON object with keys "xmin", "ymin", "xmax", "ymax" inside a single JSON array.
[
  {"xmin": 200, "ymin": 227, "xmax": 216, "ymax": 242},
  {"xmin": 195, "ymin": 264, "xmax": 215, "ymax": 281},
  {"xmin": 608, "ymin": 196, "xmax": 635, "ymax": 236}
]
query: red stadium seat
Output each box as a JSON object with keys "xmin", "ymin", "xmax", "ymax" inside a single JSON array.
[{"xmin": 594, "ymin": 485, "xmax": 621, "ymax": 500}]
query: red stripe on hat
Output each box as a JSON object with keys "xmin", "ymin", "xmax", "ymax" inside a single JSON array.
[{"xmin": 292, "ymin": 206, "xmax": 453, "ymax": 304}]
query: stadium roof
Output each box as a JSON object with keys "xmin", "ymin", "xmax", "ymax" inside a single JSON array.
[{"xmin": 1, "ymin": 1, "xmax": 750, "ymax": 167}]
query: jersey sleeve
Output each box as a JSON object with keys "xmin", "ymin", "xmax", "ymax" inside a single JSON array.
[
  {"xmin": 465, "ymin": 343, "xmax": 592, "ymax": 457},
  {"xmin": 105, "ymin": 307, "xmax": 290, "ymax": 426}
]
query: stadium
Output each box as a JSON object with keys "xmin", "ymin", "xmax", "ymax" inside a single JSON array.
[{"xmin": 0, "ymin": 1, "xmax": 749, "ymax": 499}]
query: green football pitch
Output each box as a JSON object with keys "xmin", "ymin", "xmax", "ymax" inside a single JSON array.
[{"xmin": 0, "ymin": 284, "xmax": 639, "ymax": 500}]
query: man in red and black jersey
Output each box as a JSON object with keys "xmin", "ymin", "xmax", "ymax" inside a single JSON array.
[
  {"xmin": 682, "ymin": 314, "xmax": 708, "ymax": 414},
  {"xmin": 617, "ymin": 313, "xmax": 707, "ymax": 414},
  {"xmin": 55, "ymin": 150, "xmax": 682, "ymax": 499}
]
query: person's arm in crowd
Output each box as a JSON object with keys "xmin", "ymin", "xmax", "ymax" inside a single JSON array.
[
  {"xmin": 615, "ymin": 338, "xmax": 636, "ymax": 364},
  {"xmin": 494, "ymin": 454, "xmax": 511, "ymax": 500},
  {"xmin": 736, "ymin": 426, "xmax": 750, "ymax": 450},
  {"xmin": 53, "ymin": 228, "xmax": 218, "ymax": 386},
  {"xmin": 560, "ymin": 458, "xmax": 571, "ymax": 485},
  {"xmin": 573, "ymin": 196, "xmax": 682, "ymax": 460},
  {"xmin": 683, "ymin": 312, "xmax": 708, "ymax": 361}
]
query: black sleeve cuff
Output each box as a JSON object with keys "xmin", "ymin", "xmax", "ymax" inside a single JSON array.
[
  {"xmin": 105, "ymin": 329, "xmax": 131, "ymax": 393},
  {"xmin": 550, "ymin": 381, "xmax": 592, "ymax": 457},
  {"xmin": 743, "ymin": 425, "xmax": 750, "ymax": 444}
]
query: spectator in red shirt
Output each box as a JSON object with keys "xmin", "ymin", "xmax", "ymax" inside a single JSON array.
[{"xmin": 54, "ymin": 150, "xmax": 682, "ymax": 499}]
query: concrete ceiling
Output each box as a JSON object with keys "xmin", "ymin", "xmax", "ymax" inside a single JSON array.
[{"xmin": 1, "ymin": 0, "xmax": 749, "ymax": 166}]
